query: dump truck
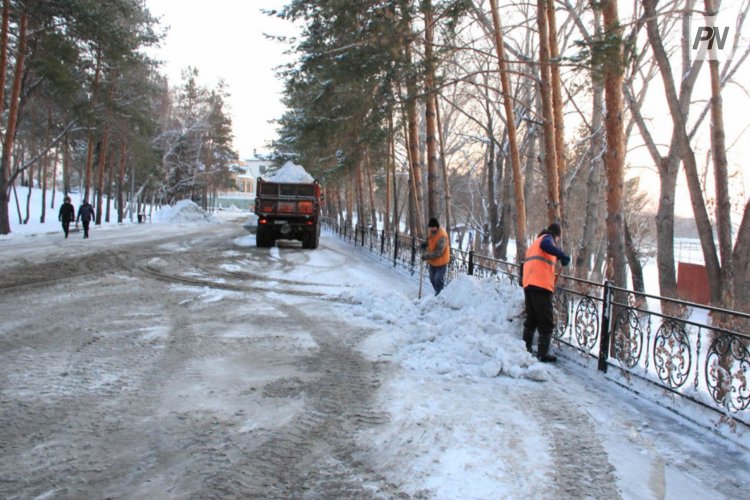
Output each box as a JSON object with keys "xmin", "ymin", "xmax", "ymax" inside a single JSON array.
[{"xmin": 254, "ymin": 177, "xmax": 322, "ymax": 249}]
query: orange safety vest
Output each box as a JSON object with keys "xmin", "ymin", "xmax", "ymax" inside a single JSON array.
[
  {"xmin": 522, "ymin": 235, "xmax": 557, "ymax": 292},
  {"xmin": 427, "ymin": 227, "xmax": 451, "ymax": 267}
]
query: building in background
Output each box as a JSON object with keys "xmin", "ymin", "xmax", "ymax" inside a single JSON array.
[{"xmin": 218, "ymin": 150, "xmax": 273, "ymax": 210}]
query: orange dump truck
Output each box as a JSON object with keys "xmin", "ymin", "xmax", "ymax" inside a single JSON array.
[{"xmin": 254, "ymin": 178, "xmax": 322, "ymax": 249}]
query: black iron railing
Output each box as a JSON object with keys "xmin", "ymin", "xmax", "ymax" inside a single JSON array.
[{"xmin": 321, "ymin": 217, "xmax": 750, "ymax": 428}]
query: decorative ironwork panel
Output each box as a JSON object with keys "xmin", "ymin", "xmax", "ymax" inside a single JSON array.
[
  {"xmin": 553, "ymin": 289, "xmax": 572, "ymax": 339},
  {"xmin": 653, "ymin": 319, "xmax": 692, "ymax": 389},
  {"xmin": 572, "ymin": 295, "xmax": 598, "ymax": 349},
  {"xmin": 612, "ymin": 308, "xmax": 646, "ymax": 368},
  {"xmin": 706, "ymin": 333, "xmax": 750, "ymax": 412}
]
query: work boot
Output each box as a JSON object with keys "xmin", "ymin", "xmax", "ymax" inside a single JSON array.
[
  {"xmin": 523, "ymin": 328, "xmax": 534, "ymax": 353},
  {"xmin": 537, "ymin": 334, "xmax": 556, "ymax": 363}
]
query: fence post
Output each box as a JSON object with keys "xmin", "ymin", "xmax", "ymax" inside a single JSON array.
[
  {"xmin": 468, "ymin": 250, "xmax": 474, "ymax": 276},
  {"xmin": 598, "ymin": 280, "xmax": 612, "ymax": 372}
]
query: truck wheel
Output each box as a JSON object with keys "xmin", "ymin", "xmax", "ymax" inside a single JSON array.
[
  {"xmin": 303, "ymin": 226, "xmax": 319, "ymax": 249},
  {"xmin": 257, "ymin": 226, "xmax": 273, "ymax": 247}
]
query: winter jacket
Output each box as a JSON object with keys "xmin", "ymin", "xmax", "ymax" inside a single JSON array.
[
  {"xmin": 77, "ymin": 203, "xmax": 95, "ymax": 222},
  {"xmin": 522, "ymin": 231, "xmax": 569, "ymax": 292},
  {"xmin": 424, "ymin": 227, "xmax": 450, "ymax": 267},
  {"xmin": 59, "ymin": 203, "xmax": 75, "ymax": 223}
]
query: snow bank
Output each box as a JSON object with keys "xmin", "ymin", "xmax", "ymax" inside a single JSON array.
[
  {"xmin": 152, "ymin": 200, "xmax": 219, "ymax": 224},
  {"xmin": 348, "ymin": 274, "xmax": 549, "ymax": 382},
  {"xmin": 264, "ymin": 161, "xmax": 314, "ymax": 183}
]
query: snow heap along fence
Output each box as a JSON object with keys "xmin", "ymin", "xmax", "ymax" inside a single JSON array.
[{"xmin": 322, "ymin": 217, "xmax": 750, "ymax": 430}]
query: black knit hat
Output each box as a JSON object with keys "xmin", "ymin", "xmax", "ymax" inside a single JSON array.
[
  {"xmin": 547, "ymin": 222, "xmax": 561, "ymax": 237},
  {"xmin": 428, "ymin": 217, "xmax": 439, "ymax": 228}
]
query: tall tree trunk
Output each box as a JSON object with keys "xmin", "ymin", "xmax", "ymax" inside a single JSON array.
[
  {"xmin": 117, "ymin": 137, "xmax": 127, "ymax": 223},
  {"xmin": 50, "ymin": 147, "xmax": 58, "ymax": 209},
  {"xmin": 489, "ymin": 0, "xmax": 528, "ymax": 261},
  {"xmin": 384, "ymin": 114, "xmax": 393, "ymax": 233},
  {"xmin": 576, "ymin": 81, "xmax": 605, "ymax": 279},
  {"xmin": 498, "ymin": 146, "xmax": 513, "ymax": 259},
  {"xmin": 546, "ymin": 0, "xmax": 567, "ymax": 225},
  {"xmin": 486, "ymin": 126, "xmax": 499, "ymax": 256},
  {"xmin": 405, "ymin": 67, "xmax": 424, "ymax": 235},
  {"xmin": 24, "ymin": 162, "xmax": 32, "ymax": 224},
  {"xmin": 365, "ymin": 149, "xmax": 377, "ymax": 228},
  {"xmin": 105, "ymin": 142, "xmax": 114, "ymax": 223},
  {"xmin": 624, "ymin": 219, "xmax": 645, "ymax": 292},
  {"xmin": 0, "ymin": 13, "xmax": 27, "ymax": 235},
  {"xmin": 84, "ymin": 51, "xmax": 102, "ymax": 202},
  {"xmin": 536, "ymin": 0, "xmax": 560, "ymax": 224},
  {"xmin": 704, "ymin": 0, "xmax": 733, "ymax": 307},
  {"xmin": 732, "ymin": 201, "xmax": 750, "ymax": 311},
  {"xmin": 435, "ymin": 98, "xmax": 453, "ymax": 238},
  {"xmin": 63, "ymin": 134, "xmax": 71, "ymax": 196},
  {"xmin": 95, "ymin": 125, "xmax": 109, "ymax": 225},
  {"xmin": 601, "ymin": 0, "xmax": 627, "ymax": 297},
  {"xmin": 423, "ymin": 0, "xmax": 439, "ymax": 220},
  {"xmin": 0, "ymin": 0, "xmax": 8, "ymax": 114},
  {"xmin": 345, "ymin": 166, "xmax": 353, "ymax": 227}
]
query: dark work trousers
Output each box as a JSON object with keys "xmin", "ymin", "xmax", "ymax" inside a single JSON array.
[
  {"xmin": 81, "ymin": 220, "xmax": 91, "ymax": 238},
  {"xmin": 523, "ymin": 285, "xmax": 554, "ymax": 355},
  {"xmin": 62, "ymin": 221, "xmax": 71, "ymax": 238},
  {"xmin": 429, "ymin": 264, "xmax": 448, "ymax": 295}
]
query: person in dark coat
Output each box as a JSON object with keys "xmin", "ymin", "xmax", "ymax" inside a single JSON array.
[
  {"xmin": 58, "ymin": 196, "xmax": 75, "ymax": 238},
  {"xmin": 522, "ymin": 223, "xmax": 570, "ymax": 362},
  {"xmin": 77, "ymin": 199, "xmax": 95, "ymax": 239}
]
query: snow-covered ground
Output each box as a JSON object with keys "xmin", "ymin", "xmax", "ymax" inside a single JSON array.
[{"xmin": 2, "ymin": 189, "xmax": 749, "ymax": 498}]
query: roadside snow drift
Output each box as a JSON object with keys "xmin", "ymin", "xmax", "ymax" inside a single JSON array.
[{"xmin": 152, "ymin": 200, "xmax": 219, "ymax": 224}]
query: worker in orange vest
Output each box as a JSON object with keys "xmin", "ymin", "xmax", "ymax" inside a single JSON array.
[
  {"xmin": 522, "ymin": 223, "xmax": 570, "ymax": 362},
  {"xmin": 420, "ymin": 217, "xmax": 451, "ymax": 295}
]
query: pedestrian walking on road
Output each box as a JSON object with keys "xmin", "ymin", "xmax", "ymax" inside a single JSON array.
[
  {"xmin": 77, "ymin": 200, "xmax": 95, "ymax": 239},
  {"xmin": 420, "ymin": 217, "xmax": 451, "ymax": 296},
  {"xmin": 522, "ymin": 222, "xmax": 570, "ymax": 362},
  {"xmin": 58, "ymin": 196, "xmax": 75, "ymax": 238}
]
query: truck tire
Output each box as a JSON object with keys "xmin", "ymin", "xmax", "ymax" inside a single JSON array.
[
  {"xmin": 257, "ymin": 226, "xmax": 273, "ymax": 247},
  {"xmin": 303, "ymin": 225, "xmax": 319, "ymax": 249}
]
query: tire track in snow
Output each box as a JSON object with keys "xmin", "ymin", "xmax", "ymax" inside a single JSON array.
[{"xmin": 521, "ymin": 384, "xmax": 622, "ymax": 499}]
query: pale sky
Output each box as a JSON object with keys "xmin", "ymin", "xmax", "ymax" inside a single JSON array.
[{"xmin": 145, "ymin": 0, "xmax": 296, "ymax": 160}]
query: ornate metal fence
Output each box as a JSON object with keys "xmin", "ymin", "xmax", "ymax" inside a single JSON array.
[{"xmin": 321, "ymin": 217, "xmax": 750, "ymax": 427}]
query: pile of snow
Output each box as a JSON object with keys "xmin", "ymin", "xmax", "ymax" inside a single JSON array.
[
  {"xmin": 348, "ymin": 274, "xmax": 550, "ymax": 382},
  {"xmin": 152, "ymin": 200, "xmax": 219, "ymax": 224},
  {"xmin": 264, "ymin": 161, "xmax": 315, "ymax": 183}
]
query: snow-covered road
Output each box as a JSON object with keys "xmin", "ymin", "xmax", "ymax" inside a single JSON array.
[{"xmin": 0, "ymin": 213, "xmax": 748, "ymax": 499}]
